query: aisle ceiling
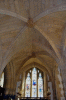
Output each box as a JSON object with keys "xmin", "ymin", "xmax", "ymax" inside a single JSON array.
[{"xmin": 0, "ymin": 0, "xmax": 66, "ymax": 78}]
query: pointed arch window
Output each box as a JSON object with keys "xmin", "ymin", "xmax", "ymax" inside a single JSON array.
[{"xmin": 25, "ymin": 68, "xmax": 43, "ymax": 97}]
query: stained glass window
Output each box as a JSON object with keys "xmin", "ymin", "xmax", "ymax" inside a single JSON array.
[
  {"xmin": 25, "ymin": 73, "xmax": 31, "ymax": 97},
  {"xmin": 38, "ymin": 73, "xmax": 43, "ymax": 97},
  {"xmin": 25, "ymin": 68, "xmax": 43, "ymax": 97},
  {"xmin": 0, "ymin": 72, "xmax": 4, "ymax": 87},
  {"xmin": 32, "ymin": 68, "xmax": 37, "ymax": 97}
]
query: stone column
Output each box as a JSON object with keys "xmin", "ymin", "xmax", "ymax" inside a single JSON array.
[
  {"xmin": 48, "ymin": 82, "xmax": 53, "ymax": 100},
  {"xmin": 55, "ymin": 66, "xmax": 65, "ymax": 100},
  {"xmin": 4, "ymin": 64, "xmax": 11, "ymax": 95},
  {"xmin": 22, "ymin": 72, "xmax": 25, "ymax": 97},
  {"xmin": 18, "ymin": 74, "xmax": 22, "ymax": 95},
  {"xmin": 44, "ymin": 72, "xmax": 47, "ymax": 97}
]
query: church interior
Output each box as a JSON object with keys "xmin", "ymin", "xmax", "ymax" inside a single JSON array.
[{"xmin": 0, "ymin": 0, "xmax": 66, "ymax": 100}]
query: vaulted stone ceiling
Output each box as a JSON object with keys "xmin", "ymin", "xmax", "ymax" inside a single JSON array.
[{"xmin": 0, "ymin": 0, "xmax": 66, "ymax": 93}]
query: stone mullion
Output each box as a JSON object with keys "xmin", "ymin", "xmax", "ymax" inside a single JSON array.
[
  {"xmin": 24, "ymin": 72, "xmax": 26, "ymax": 97},
  {"xmin": 24, "ymin": 79, "xmax": 25, "ymax": 97},
  {"xmin": 43, "ymin": 72, "xmax": 44, "ymax": 97},
  {"xmin": 30, "ymin": 70, "xmax": 32, "ymax": 97},
  {"xmin": 37, "ymin": 69, "xmax": 38, "ymax": 97}
]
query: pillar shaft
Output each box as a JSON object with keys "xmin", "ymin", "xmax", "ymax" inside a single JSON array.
[
  {"xmin": 22, "ymin": 72, "xmax": 25, "ymax": 97},
  {"xmin": 44, "ymin": 72, "xmax": 47, "ymax": 97}
]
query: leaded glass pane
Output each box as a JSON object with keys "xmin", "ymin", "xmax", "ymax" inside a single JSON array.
[
  {"xmin": 0, "ymin": 72, "xmax": 4, "ymax": 87},
  {"xmin": 25, "ymin": 73, "xmax": 30, "ymax": 97},
  {"xmin": 32, "ymin": 68, "xmax": 37, "ymax": 97},
  {"xmin": 38, "ymin": 73, "xmax": 43, "ymax": 97}
]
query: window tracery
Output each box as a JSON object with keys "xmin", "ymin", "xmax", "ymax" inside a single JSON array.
[{"xmin": 25, "ymin": 68, "xmax": 43, "ymax": 97}]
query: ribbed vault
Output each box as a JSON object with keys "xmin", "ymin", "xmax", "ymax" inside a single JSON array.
[{"xmin": 0, "ymin": 0, "xmax": 66, "ymax": 99}]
